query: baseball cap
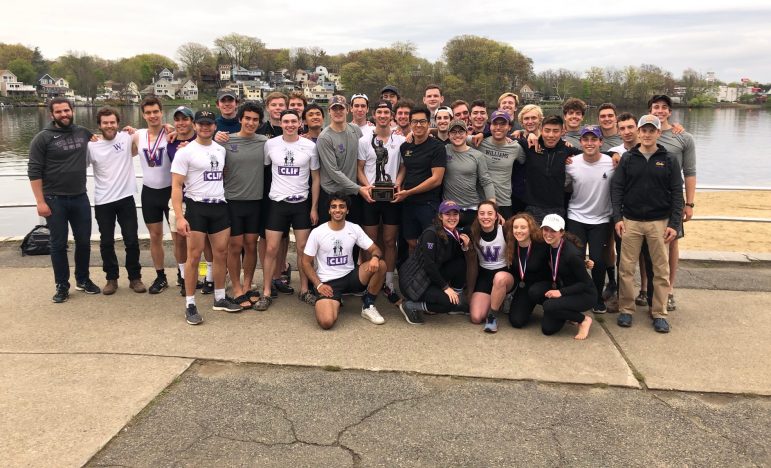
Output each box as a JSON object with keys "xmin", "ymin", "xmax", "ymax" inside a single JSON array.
[
  {"xmin": 637, "ymin": 114, "xmax": 661, "ymax": 129},
  {"xmin": 580, "ymin": 125, "xmax": 602, "ymax": 138},
  {"xmin": 329, "ymin": 95, "xmax": 347, "ymax": 109},
  {"xmin": 490, "ymin": 110, "xmax": 512, "ymax": 124},
  {"xmin": 380, "ymin": 85, "xmax": 400, "ymax": 97},
  {"xmin": 649, "ymin": 94, "xmax": 673, "ymax": 108},
  {"xmin": 217, "ymin": 89, "xmax": 237, "ymax": 101},
  {"xmin": 438, "ymin": 200, "xmax": 461, "ymax": 214},
  {"xmin": 374, "ymin": 100, "xmax": 392, "ymax": 112},
  {"xmin": 173, "ymin": 106, "xmax": 194, "ymax": 119},
  {"xmin": 448, "ymin": 119, "xmax": 467, "ymax": 132},
  {"xmin": 194, "ymin": 110, "xmax": 216, "ymax": 124},
  {"xmin": 540, "ymin": 214, "xmax": 565, "ymax": 231}
]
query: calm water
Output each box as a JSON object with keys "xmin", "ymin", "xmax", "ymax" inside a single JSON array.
[{"xmin": 0, "ymin": 106, "xmax": 769, "ymax": 236}]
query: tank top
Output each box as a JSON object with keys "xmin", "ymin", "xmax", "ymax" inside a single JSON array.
[
  {"xmin": 136, "ymin": 128, "xmax": 171, "ymax": 189},
  {"xmin": 476, "ymin": 225, "xmax": 507, "ymax": 270}
]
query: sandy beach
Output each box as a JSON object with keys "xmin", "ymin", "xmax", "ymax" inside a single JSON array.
[{"xmin": 679, "ymin": 190, "xmax": 770, "ymax": 253}]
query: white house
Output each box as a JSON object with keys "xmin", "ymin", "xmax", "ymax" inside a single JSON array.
[
  {"xmin": 177, "ymin": 80, "xmax": 198, "ymax": 100},
  {"xmin": 219, "ymin": 64, "xmax": 232, "ymax": 82},
  {"xmin": 0, "ymin": 70, "xmax": 37, "ymax": 97}
]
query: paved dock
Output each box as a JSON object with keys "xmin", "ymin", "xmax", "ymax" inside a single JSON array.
[{"xmin": 0, "ymin": 244, "xmax": 769, "ymax": 467}]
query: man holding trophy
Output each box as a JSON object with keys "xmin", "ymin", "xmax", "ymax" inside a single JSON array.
[{"xmin": 357, "ymin": 100, "xmax": 405, "ymax": 303}]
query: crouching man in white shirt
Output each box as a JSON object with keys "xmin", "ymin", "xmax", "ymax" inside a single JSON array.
[{"xmin": 302, "ymin": 192, "xmax": 387, "ymax": 329}]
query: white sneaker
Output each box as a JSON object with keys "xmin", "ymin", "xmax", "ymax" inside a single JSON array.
[{"xmin": 361, "ymin": 304, "xmax": 385, "ymax": 325}]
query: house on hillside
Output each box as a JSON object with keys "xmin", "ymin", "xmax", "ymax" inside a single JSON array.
[
  {"xmin": 519, "ymin": 84, "xmax": 541, "ymax": 103},
  {"xmin": 0, "ymin": 70, "xmax": 37, "ymax": 97},
  {"xmin": 177, "ymin": 80, "xmax": 198, "ymax": 100},
  {"xmin": 158, "ymin": 68, "xmax": 174, "ymax": 81},
  {"xmin": 37, "ymin": 74, "xmax": 74, "ymax": 99}
]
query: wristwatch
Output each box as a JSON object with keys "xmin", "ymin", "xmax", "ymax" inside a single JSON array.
[{"xmin": 685, "ymin": 203, "xmax": 695, "ymax": 208}]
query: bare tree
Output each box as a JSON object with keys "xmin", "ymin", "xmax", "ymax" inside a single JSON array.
[{"xmin": 177, "ymin": 42, "xmax": 212, "ymax": 83}]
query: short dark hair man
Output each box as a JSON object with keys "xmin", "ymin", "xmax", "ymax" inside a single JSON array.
[
  {"xmin": 88, "ymin": 107, "xmax": 146, "ymax": 295},
  {"xmin": 393, "ymin": 99, "xmax": 414, "ymax": 136},
  {"xmin": 478, "ymin": 110, "xmax": 526, "ymax": 218},
  {"xmin": 28, "ymin": 97, "xmax": 100, "ymax": 302},
  {"xmin": 423, "ymin": 84, "xmax": 444, "ymax": 126},
  {"xmin": 612, "ymin": 115, "xmax": 683, "ymax": 333},
  {"xmin": 301, "ymin": 103, "xmax": 325, "ymax": 141},
  {"xmin": 561, "ymin": 98, "xmax": 587, "ymax": 148},
  {"xmin": 597, "ymin": 103, "xmax": 622, "ymax": 151},
  {"xmin": 302, "ymin": 193, "xmax": 387, "ymax": 329}
]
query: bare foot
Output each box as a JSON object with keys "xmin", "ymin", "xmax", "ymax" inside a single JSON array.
[{"xmin": 574, "ymin": 316, "xmax": 592, "ymax": 340}]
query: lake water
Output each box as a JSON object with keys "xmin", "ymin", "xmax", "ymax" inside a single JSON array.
[{"xmin": 0, "ymin": 105, "xmax": 769, "ymax": 236}]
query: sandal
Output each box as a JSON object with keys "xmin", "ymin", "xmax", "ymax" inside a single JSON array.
[
  {"xmin": 245, "ymin": 289, "xmax": 261, "ymax": 304},
  {"xmin": 233, "ymin": 294, "xmax": 253, "ymax": 310}
]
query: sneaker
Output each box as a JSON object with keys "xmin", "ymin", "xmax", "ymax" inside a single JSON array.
[
  {"xmin": 52, "ymin": 284, "xmax": 69, "ymax": 303},
  {"xmin": 196, "ymin": 279, "xmax": 205, "ymax": 289},
  {"xmin": 102, "ymin": 279, "xmax": 118, "ymax": 295},
  {"xmin": 361, "ymin": 304, "xmax": 385, "ymax": 324},
  {"xmin": 273, "ymin": 278, "xmax": 294, "ymax": 294},
  {"xmin": 253, "ymin": 295, "xmax": 272, "ymax": 311},
  {"xmin": 213, "ymin": 297, "xmax": 242, "ymax": 313},
  {"xmin": 653, "ymin": 317, "xmax": 670, "ymax": 333},
  {"xmin": 176, "ymin": 270, "xmax": 183, "ymax": 287},
  {"xmin": 298, "ymin": 290, "xmax": 317, "ymax": 306},
  {"xmin": 185, "ymin": 304, "xmax": 203, "ymax": 325},
  {"xmin": 149, "ymin": 276, "xmax": 168, "ymax": 294},
  {"xmin": 281, "ymin": 263, "xmax": 292, "ymax": 282},
  {"xmin": 399, "ymin": 301, "xmax": 425, "ymax": 325},
  {"xmin": 270, "ymin": 286, "xmax": 278, "ymax": 298},
  {"xmin": 605, "ymin": 294, "xmax": 619, "ymax": 313},
  {"xmin": 483, "ymin": 314, "xmax": 498, "ymax": 333},
  {"xmin": 667, "ymin": 294, "xmax": 676, "ymax": 311},
  {"xmin": 201, "ymin": 281, "xmax": 214, "ymax": 295},
  {"xmin": 602, "ymin": 284, "xmax": 617, "ymax": 301},
  {"xmin": 592, "ymin": 302, "xmax": 607, "ymax": 314},
  {"xmin": 75, "ymin": 278, "xmax": 101, "ymax": 294},
  {"xmin": 634, "ymin": 290, "xmax": 648, "ymax": 306},
  {"xmin": 129, "ymin": 279, "xmax": 147, "ymax": 293},
  {"xmin": 382, "ymin": 284, "xmax": 402, "ymax": 304},
  {"xmin": 617, "ymin": 313, "xmax": 633, "ymax": 328}
]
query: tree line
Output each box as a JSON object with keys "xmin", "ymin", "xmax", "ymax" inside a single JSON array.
[{"xmin": 1, "ymin": 35, "xmax": 766, "ymax": 105}]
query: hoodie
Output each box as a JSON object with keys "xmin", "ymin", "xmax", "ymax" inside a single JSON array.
[{"xmin": 27, "ymin": 122, "xmax": 93, "ymax": 196}]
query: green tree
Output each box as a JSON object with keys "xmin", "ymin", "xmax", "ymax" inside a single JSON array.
[
  {"xmin": 214, "ymin": 33, "xmax": 264, "ymax": 67},
  {"xmin": 52, "ymin": 52, "xmax": 108, "ymax": 98},
  {"xmin": 8, "ymin": 58, "xmax": 35, "ymax": 83},
  {"xmin": 0, "ymin": 43, "xmax": 34, "ymax": 69}
]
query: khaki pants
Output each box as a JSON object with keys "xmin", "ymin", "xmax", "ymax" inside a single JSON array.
[{"xmin": 618, "ymin": 218, "xmax": 670, "ymax": 318}]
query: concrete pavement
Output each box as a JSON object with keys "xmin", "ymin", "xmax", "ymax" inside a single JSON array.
[{"xmin": 1, "ymin": 244, "xmax": 770, "ymax": 466}]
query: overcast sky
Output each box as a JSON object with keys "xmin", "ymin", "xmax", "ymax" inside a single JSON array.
[{"xmin": 3, "ymin": 1, "xmax": 770, "ymax": 83}]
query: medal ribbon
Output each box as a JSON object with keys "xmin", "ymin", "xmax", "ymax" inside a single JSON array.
[
  {"xmin": 444, "ymin": 227, "xmax": 460, "ymax": 243},
  {"xmin": 145, "ymin": 127, "xmax": 166, "ymax": 166},
  {"xmin": 549, "ymin": 239, "xmax": 564, "ymax": 287},
  {"xmin": 517, "ymin": 244, "xmax": 530, "ymax": 282}
]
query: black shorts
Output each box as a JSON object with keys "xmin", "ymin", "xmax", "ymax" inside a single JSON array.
[
  {"xmin": 401, "ymin": 201, "xmax": 438, "ymax": 240},
  {"xmin": 265, "ymin": 199, "xmax": 311, "ymax": 232},
  {"xmin": 227, "ymin": 199, "xmax": 261, "ymax": 236},
  {"xmin": 184, "ymin": 198, "xmax": 230, "ymax": 234},
  {"xmin": 474, "ymin": 267, "xmax": 511, "ymax": 294},
  {"xmin": 317, "ymin": 268, "xmax": 366, "ymax": 303},
  {"xmin": 362, "ymin": 200, "xmax": 401, "ymax": 226},
  {"xmin": 141, "ymin": 185, "xmax": 171, "ymax": 224},
  {"xmin": 458, "ymin": 209, "xmax": 477, "ymax": 235}
]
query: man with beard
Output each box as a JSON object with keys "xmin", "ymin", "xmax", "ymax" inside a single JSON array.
[{"xmin": 29, "ymin": 97, "xmax": 100, "ymax": 302}]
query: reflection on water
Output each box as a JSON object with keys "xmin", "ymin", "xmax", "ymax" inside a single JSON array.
[{"xmin": 0, "ymin": 105, "xmax": 769, "ymax": 236}]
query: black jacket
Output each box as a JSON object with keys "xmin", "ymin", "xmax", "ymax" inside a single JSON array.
[
  {"xmin": 398, "ymin": 226, "xmax": 464, "ymax": 300},
  {"xmin": 27, "ymin": 123, "xmax": 93, "ymax": 196},
  {"xmin": 611, "ymin": 143, "xmax": 684, "ymax": 230},
  {"xmin": 548, "ymin": 240, "xmax": 596, "ymax": 298},
  {"xmin": 518, "ymin": 137, "xmax": 582, "ymax": 209}
]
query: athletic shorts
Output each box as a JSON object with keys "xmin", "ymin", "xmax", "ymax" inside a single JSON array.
[
  {"xmin": 227, "ymin": 199, "xmax": 261, "ymax": 236},
  {"xmin": 401, "ymin": 201, "xmax": 438, "ymax": 240},
  {"xmin": 184, "ymin": 198, "xmax": 230, "ymax": 234},
  {"xmin": 458, "ymin": 209, "xmax": 477, "ymax": 235},
  {"xmin": 474, "ymin": 267, "xmax": 511, "ymax": 294},
  {"xmin": 168, "ymin": 199, "xmax": 185, "ymax": 234},
  {"xmin": 265, "ymin": 199, "xmax": 311, "ymax": 232},
  {"xmin": 141, "ymin": 185, "xmax": 171, "ymax": 224},
  {"xmin": 362, "ymin": 200, "xmax": 401, "ymax": 226},
  {"xmin": 317, "ymin": 268, "xmax": 366, "ymax": 303}
]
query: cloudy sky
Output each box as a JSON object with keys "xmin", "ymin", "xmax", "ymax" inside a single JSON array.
[{"xmin": 3, "ymin": 1, "xmax": 770, "ymax": 83}]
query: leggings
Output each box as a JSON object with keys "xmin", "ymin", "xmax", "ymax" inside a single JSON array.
[
  {"xmin": 418, "ymin": 255, "xmax": 468, "ymax": 313},
  {"xmin": 529, "ymin": 281, "xmax": 596, "ymax": 335},
  {"xmin": 508, "ymin": 282, "xmax": 538, "ymax": 328},
  {"xmin": 567, "ymin": 219, "xmax": 610, "ymax": 304}
]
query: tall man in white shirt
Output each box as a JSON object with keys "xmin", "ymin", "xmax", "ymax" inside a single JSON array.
[
  {"xmin": 88, "ymin": 107, "xmax": 146, "ymax": 295},
  {"xmin": 171, "ymin": 110, "xmax": 241, "ymax": 326}
]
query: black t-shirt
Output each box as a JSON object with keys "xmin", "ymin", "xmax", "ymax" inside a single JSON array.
[
  {"xmin": 400, "ymin": 137, "xmax": 447, "ymax": 204},
  {"xmin": 257, "ymin": 121, "xmax": 282, "ymax": 139},
  {"xmin": 167, "ymin": 134, "xmax": 196, "ymax": 162}
]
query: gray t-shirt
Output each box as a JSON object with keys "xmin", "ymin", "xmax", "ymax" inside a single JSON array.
[
  {"xmin": 444, "ymin": 145, "xmax": 495, "ymax": 209},
  {"xmin": 317, "ymin": 123, "xmax": 363, "ymax": 195},
  {"xmin": 600, "ymin": 134, "xmax": 622, "ymax": 152},
  {"xmin": 657, "ymin": 129, "xmax": 696, "ymax": 177},
  {"xmin": 563, "ymin": 130, "xmax": 582, "ymax": 149},
  {"xmin": 478, "ymin": 137, "xmax": 525, "ymax": 207},
  {"xmin": 224, "ymin": 134, "xmax": 268, "ymax": 200}
]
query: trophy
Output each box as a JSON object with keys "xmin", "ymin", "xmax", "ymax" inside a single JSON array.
[{"xmin": 371, "ymin": 135, "xmax": 395, "ymax": 201}]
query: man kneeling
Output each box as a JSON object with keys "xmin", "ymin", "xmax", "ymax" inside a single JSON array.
[{"xmin": 302, "ymin": 192, "xmax": 386, "ymax": 329}]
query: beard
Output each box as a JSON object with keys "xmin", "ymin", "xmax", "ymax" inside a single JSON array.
[{"xmin": 53, "ymin": 116, "xmax": 73, "ymax": 128}]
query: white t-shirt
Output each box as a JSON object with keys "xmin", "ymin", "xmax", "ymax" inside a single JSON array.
[
  {"xmin": 304, "ymin": 221, "xmax": 374, "ymax": 282},
  {"xmin": 135, "ymin": 128, "xmax": 171, "ymax": 189},
  {"xmin": 264, "ymin": 136, "xmax": 319, "ymax": 202},
  {"xmin": 170, "ymin": 140, "xmax": 226, "ymax": 202},
  {"xmin": 87, "ymin": 132, "xmax": 137, "ymax": 205},
  {"xmin": 356, "ymin": 122, "xmax": 374, "ymax": 140},
  {"xmin": 357, "ymin": 131, "xmax": 405, "ymax": 185},
  {"xmin": 476, "ymin": 225, "xmax": 507, "ymax": 270},
  {"xmin": 608, "ymin": 144, "xmax": 630, "ymax": 157},
  {"xmin": 565, "ymin": 155, "xmax": 615, "ymax": 224}
]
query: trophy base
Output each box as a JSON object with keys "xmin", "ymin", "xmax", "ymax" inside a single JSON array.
[{"xmin": 372, "ymin": 185, "xmax": 395, "ymax": 202}]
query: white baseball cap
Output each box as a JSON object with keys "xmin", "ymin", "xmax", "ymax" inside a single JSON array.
[{"xmin": 541, "ymin": 214, "xmax": 565, "ymax": 231}]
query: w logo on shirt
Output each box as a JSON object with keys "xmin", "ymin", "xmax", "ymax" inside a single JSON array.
[
  {"xmin": 481, "ymin": 245, "xmax": 502, "ymax": 263},
  {"xmin": 113, "ymin": 142, "xmax": 124, "ymax": 152}
]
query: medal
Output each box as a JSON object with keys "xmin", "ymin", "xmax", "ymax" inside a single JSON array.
[
  {"xmin": 144, "ymin": 127, "xmax": 166, "ymax": 168},
  {"xmin": 518, "ymin": 281, "xmax": 525, "ymax": 289},
  {"xmin": 516, "ymin": 244, "xmax": 530, "ymax": 288},
  {"xmin": 549, "ymin": 239, "xmax": 564, "ymax": 290},
  {"xmin": 148, "ymin": 160, "xmax": 155, "ymax": 167}
]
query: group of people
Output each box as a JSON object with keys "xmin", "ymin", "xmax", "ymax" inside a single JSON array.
[{"xmin": 28, "ymin": 84, "xmax": 694, "ymax": 338}]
